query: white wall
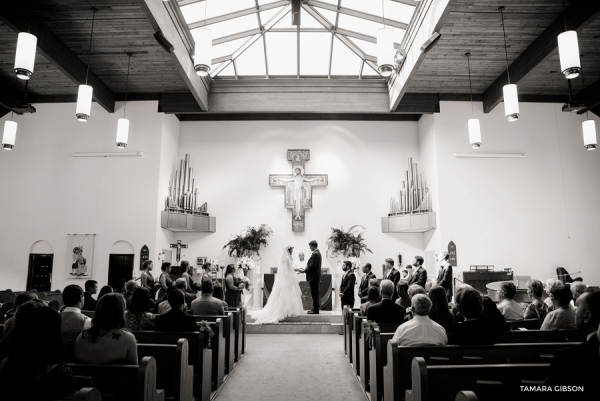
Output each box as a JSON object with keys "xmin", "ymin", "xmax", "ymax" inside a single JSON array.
[
  {"xmin": 432, "ymin": 101, "xmax": 600, "ymax": 284},
  {"xmin": 177, "ymin": 120, "xmax": 424, "ymax": 277}
]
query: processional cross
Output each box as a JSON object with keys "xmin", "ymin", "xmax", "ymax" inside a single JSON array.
[
  {"xmin": 269, "ymin": 149, "xmax": 328, "ymax": 232},
  {"xmin": 170, "ymin": 240, "xmax": 188, "ymax": 263}
]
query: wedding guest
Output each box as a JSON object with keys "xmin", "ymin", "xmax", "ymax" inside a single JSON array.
[
  {"xmin": 436, "ymin": 252, "xmax": 453, "ymax": 302},
  {"xmin": 391, "ymin": 294, "xmax": 447, "ymax": 346},
  {"xmin": 451, "ymin": 288, "xmax": 496, "ymax": 345},
  {"xmin": 157, "ymin": 262, "xmax": 173, "ymax": 300},
  {"xmin": 74, "ymin": 293, "xmax": 137, "ymax": 365},
  {"xmin": 358, "ymin": 263, "xmax": 376, "ymax": 304},
  {"xmin": 83, "ymin": 280, "xmax": 98, "ymax": 311},
  {"xmin": 544, "ymin": 278, "xmax": 563, "ymax": 312},
  {"xmin": 157, "ymin": 287, "xmax": 178, "ymax": 314},
  {"xmin": 141, "ymin": 260, "xmax": 159, "ymax": 298},
  {"xmin": 383, "ymin": 258, "xmax": 401, "ymax": 301},
  {"xmin": 524, "ymin": 279, "xmax": 549, "ymax": 319},
  {"xmin": 154, "ymin": 290, "xmax": 198, "ymax": 332},
  {"xmin": 367, "ymin": 280, "xmax": 406, "ymax": 324},
  {"xmin": 541, "ymin": 286, "xmax": 576, "ymax": 330},
  {"xmin": 0, "ymin": 303, "xmax": 77, "ymax": 401},
  {"xmin": 395, "ymin": 282, "xmax": 412, "ymax": 309},
  {"xmin": 0, "ymin": 291, "xmax": 38, "ymax": 341},
  {"xmin": 181, "ymin": 260, "xmax": 199, "ymax": 293},
  {"xmin": 191, "ymin": 280, "xmax": 225, "ymax": 316},
  {"xmin": 368, "ymin": 278, "xmax": 380, "ymax": 288},
  {"xmin": 407, "ymin": 256, "xmax": 427, "ymax": 288},
  {"xmin": 340, "ymin": 261, "xmax": 356, "ymax": 309},
  {"xmin": 224, "ymin": 264, "xmax": 243, "ymax": 308},
  {"xmin": 405, "ymin": 284, "xmax": 427, "ymax": 319},
  {"xmin": 360, "ymin": 286, "xmax": 382, "ymax": 315},
  {"xmin": 97, "ymin": 285, "xmax": 114, "ymax": 302},
  {"xmin": 570, "ymin": 282, "xmax": 587, "ymax": 308},
  {"xmin": 60, "ymin": 285, "xmax": 92, "ymax": 345},
  {"xmin": 113, "ymin": 279, "xmax": 126, "ymax": 295},
  {"xmin": 124, "ymin": 280, "xmax": 137, "ymax": 308},
  {"xmin": 124, "ymin": 288, "xmax": 155, "ymax": 331},
  {"xmin": 399, "ymin": 267, "xmax": 412, "ymax": 284},
  {"xmin": 497, "ymin": 282, "xmax": 524, "ymax": 320},
  {"xmin": 174, "ymin": 277, "xmax": 196, "ymax": 305},
  {"xmin": 428, "ymin": 285, "xmax": 455, "ymax": 337},
  {"xmin": 482, "ymin": 296, "xmax": 511, "ymax": 333}
]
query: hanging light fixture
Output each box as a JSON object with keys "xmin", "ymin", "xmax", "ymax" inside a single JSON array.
[
  {"xmin": 14, "ymin": 32, "xmax": 37, "ymax": 80},
  {"xmin": 116, "ymin": 54, "xmax": 132, "ymax": 149},
  {"xmin": 466, "ymin": 53, "xmax": 481, "ymax": 149},
  {"xmin": 193, "ymin": 0, "xmax": 211, "ymax": 77},
  {"xmin": 499, "ymin": 7, "xmax": 519, "ymax": 122},
  {"xmin": 2, "ymin": 116, "xmax": 17, "ymax": 150},
  {"xmin": 579, "ymin": 57, "xmax": 596, "ymax": 150},
  {"xmin": 557, "ymin": 0, "xmax": 580, "ymax": 79},
  {"xmin": 76, "ymin": 8, "xmax": 97, "ymax": 122},
  {"xmin": 377, "ymin": 0, "xmax": 394, "ymax": 77}
]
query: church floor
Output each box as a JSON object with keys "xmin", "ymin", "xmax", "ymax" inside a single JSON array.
[{"xmin": 214, "ymin": 334, "xmax": 367, "ymax": 401}]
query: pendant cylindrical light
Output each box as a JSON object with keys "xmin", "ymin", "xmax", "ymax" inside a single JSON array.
[
  {"xmin": 14, "ymin": 32, "xmax": 37, "ymax": 80},
  {"xmin": 193, "ymin": 28, "xmax": 212, "ymax": 77},
  {"xmin": 2, "ymin": 120, "xmax": 17, "ymax": 150},
  {"xmin": 582, "ymin": 120, "xmax": 597, "ymax": 150},
  {"xmin": 76, "ymin": 84, "xmax": 93, "ymax": 121},
  {"xmin": 558, "ymin": 31, "xmax": 581, "ymax": 79},
  {"xmin": 377, "ymin": 28, "xmax": 394, "ymax": 77},
  {"xmin": 116, "ymin": 118, "xmax": 129, "ymax": 148},
  {"xmin": 468, "ymin": 119, "xmax": 481, "ymax": 149},
  {"xmin": 503, "ymin": 84, "xmax": 519, "ymax": 122}
]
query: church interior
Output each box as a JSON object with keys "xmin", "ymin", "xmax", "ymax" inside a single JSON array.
[{"xmin": 1, "ymin": 0, "xmax": 599, "ymax": 400}]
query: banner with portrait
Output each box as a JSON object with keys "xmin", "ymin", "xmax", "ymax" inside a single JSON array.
[{"xmin": 67, "ymin": 234, "xmax": 96, "ymax": 279}]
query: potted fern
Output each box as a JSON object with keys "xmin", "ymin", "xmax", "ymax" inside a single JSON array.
[
  {"xmin": 326, "ymin": 225, "xmax": 372, "ymax": 271},
  {"xmin": 222, "ymin": 224, "xmax": 273, "ymax": 274}
]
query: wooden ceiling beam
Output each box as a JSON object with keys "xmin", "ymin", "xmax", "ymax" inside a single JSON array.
[
  {"xmin": 0, "ymin": 3, "xmax": 116, "ymax": 113},
  {"xmin": 575, "ymin": 78, "xmax": 600, "ymax": 114},
  {"xmin": 139, "ymin": 0, "xmax": 209, "ymax": 111},
  {"xmin": 482, "ymin": 0, "xmax": 600, "ymax": 114},
  {"xmin": 306, "ymin": 0, "xmax": 408, "ymax": 30}
]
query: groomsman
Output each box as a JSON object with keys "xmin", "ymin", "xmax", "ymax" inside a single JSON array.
[
  {"xmin": 358, "ymin": 263, "xmax": 376, "ymax": 304},
  {"xmin": 339, "ymin": 261, "xmax": 356, "ymax": 309},
  {"xmin": 384, "ymin": 258, "xmax": 401, "ymax": 301},
  {"xmin": 407, "ymin": 256, "xmax": 427, "ymax": 288}
]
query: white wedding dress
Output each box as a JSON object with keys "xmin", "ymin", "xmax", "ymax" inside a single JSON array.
[{"xmin": 252, "ymin": 248, "xmax": 304, "ymax": 324}]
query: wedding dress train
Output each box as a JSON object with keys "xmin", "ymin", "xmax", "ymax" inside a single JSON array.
[{"xmin": 252, "ymin": 248, "xmax": 304, "ymax": 324}]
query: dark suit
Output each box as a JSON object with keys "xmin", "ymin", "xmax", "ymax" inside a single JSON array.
[
  {"xmin": 366, "ymin": 298, "xmax": 406, "ymax": 324},
  {"xmin": 358, "ymin": 271, "xmax": 376, "ymax": 303},
  {"xmin": 436, "ymin": 263, "xmax": 453, "ymax": 300},
  {"xmin": 384, "ymin": 268, "xmax": 401, "ymax": 301},
  {"xmin": 339, "ymin": 270, "xmax": 356, "ymax": 308},
  {"xmin": 305, "ymin": 249, "xmax": 322, "ymax": 311},
  {"xmin": 407, "ymin": 266, "xmax": 427, "ymax": 288},
  {"xmin": 154, "ymin": 308, "xmax": 198, "ymax": 332},
  {"xmin": 82, "ymin": 292, "xmax": 97, "ymax": 311}
]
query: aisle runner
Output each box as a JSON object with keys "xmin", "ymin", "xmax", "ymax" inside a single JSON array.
[{"xmin": 214, "ymin": 334, "xmax": 367, "ymax": 401}]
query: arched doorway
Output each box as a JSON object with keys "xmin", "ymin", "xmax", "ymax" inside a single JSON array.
[
  {"xmin": 107, "ymin": 241, "xmax": 135, "ymax": 290},
  {"xmin": 27, "ymin": 241, "xmax": 54, "ymax": 291}
]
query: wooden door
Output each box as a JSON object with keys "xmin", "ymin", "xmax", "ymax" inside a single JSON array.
[
  {"xmin": 27, "ymin": 254, "xmax": 54, "ymax": 291},
  {"xmin": 107, "ymin": 254, "xmax": 135, "ymax": 289}
]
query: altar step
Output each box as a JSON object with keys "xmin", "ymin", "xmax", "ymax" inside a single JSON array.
[{"xmin": 246, "ymin": 313, "xmax": 344, "ymax": 334}]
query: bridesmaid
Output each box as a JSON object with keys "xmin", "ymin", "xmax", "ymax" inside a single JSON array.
[
  {"xmin": 181, "ymin": 260, "xmax": 199, "ymax": 293},
  {"xmin": 140, "ymin": 260, "xmax": 159, "ymax": 298},
  {"xmin": 224, "ymin": 264, "xmax": 243, "ymax": 308},
  {"xmin": 156, "ymin": 262, "xmax": 173, "ymax": 301}
]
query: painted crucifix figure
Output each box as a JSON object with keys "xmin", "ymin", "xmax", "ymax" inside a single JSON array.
[
  {"xmin": 170, "ymin": 240, "xmax": 187, "ymax": 263},
  {"xmin": 269, "ymin": 149, "xmax": 328, "ymax": 232}
]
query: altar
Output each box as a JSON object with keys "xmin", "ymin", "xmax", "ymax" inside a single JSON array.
[{"xmin": 261, "ymin": 273, "xmax": 333, "ymax": 311}]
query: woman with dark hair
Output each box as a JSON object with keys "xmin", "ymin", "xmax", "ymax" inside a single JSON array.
[
  {"xmin": 225, "ymin": 264, "xmax": 243, "ymax": 308},
  {"xmin": 450, "ymin": 288, "xmax": 496, "ymax": 345},
  {"xmin": 360, "ymin": 286, "xmax": 382, "ymax": 315},
  {"xmin": 0, "ymin": 302, "xmax": 77, "ymax": 400},
  {"xmin": 141, "ymin": 260, "xmax": 160, "ymax": 298},
  {"xmin": 428, "ymin": 285, "xmax": 455, "ymax": 337},
  {"xmin": 524, "ymin": 279, "xmax": 549, "ymax": 319},
  {"xmin": 97, "ymin": 285, "xmax": 114, "ymax": 302},
  {"xmin": 540, "ymin": 286, "xmax": 576, "ymax": 330},
  {"xmin": 482, "ymin": 296, "xmax": 511, "ymax": 333},
  {"xmin": 180, "ymin": 260, "xmax": 199, "ymax": 293},
  {"xmin": 157, "ymin": 262, "xmax": 173, "ymax": 300},
  {"xmin": 395, "ymin": 282, "xmax": 411, "ymax": 309},
  {"xmin": 74, "ymin": 293, "xmax": 137, "ymax": 365},
  {"xmin": 124, "ymin": 288, "xmax": 155, "ymax": 331}
]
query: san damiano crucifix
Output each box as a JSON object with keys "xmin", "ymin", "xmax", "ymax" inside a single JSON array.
[{"xmin": 269, "ymin": 150, "xmax": 328, "ymax": 232}]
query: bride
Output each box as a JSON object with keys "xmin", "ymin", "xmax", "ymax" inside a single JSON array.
[{"xmin": 252, "ymin": 246, "xmax": 304, "ymax": 324}]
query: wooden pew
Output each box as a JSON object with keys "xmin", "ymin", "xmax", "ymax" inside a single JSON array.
[
  {"xmin": 192, "ymin": 314, "xmax": 235, "ymax": 375},
  {"xmin": 67, "ymin": 356, "xmax": 164, "ymax": 401},
  {"xmin": 343, "ymin": 308, "xmax": 360, "ymax": 362},
  {"xmin": 454, "ymin": 391, "xmax": 479, "ymax": 401},
  {"xmin": 496, "ymin": 329, "xmax": 584, "ymax": 343},
  {"xmin": 405, "ymin": 358, "xmax": 550, "ymax": 401},
  {"xmin": 383, "ymin": 341, "xmax": 577, "ymax": 401},
  {"xmin": 42, "ymin": 291, "xmax": 64, "ymax": 307},
  {"xmin": 82, "ymin": 310, "xmax": 95, "ymax": 319},
  {"xmin": 366, "ymin": 323, "xmax": 403, "ymax": 401},
  {"xmin": 137, "ymin": 339, "xmax": 194, "ymax": 401},
  {"xmin": 352, "ymin": 314, "xmax": 368, "ymax": 375},
  {"xmin": 132, "ymin": 331, "xmax": 212, "ymax": 401},
  {"xmin": 508, "ymin": 318, "xmax": 543, "ymax": 330},
  {"xmin": 226, "ymin": 307, "xmax": 245, "ymax": 361},
  {"xmin": 0, "ymin": 323, "xmax": 4, "ymax": 337},
  {"xmin": 59, "ymin": 387, "xmax": 102, "ymax": 401}
]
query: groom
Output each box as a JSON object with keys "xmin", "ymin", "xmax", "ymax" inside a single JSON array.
[{"xmin": 301, "ymin": 240, "xmax": 322, "ymax": 314}]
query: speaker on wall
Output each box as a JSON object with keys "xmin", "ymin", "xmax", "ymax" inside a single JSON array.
[{"xmin": 398, "ymin": 254, "xmax": 402, "ymax": 266}]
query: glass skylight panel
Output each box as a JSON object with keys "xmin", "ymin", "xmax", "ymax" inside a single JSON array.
[
  {"xmin": 259, "ymin": 7, "xmax": 284, "ymax": 26},
  {"xmin": 315, "ymin": 0, "xmax": 339, "ymax": 5},
  {"xmin": 180, "ymin": 2, "xmax": 206, "ymax": 25},
  {"xmin": 236, "ymin": 37, "xmax": 267, "ymax": 76},
  {"xmin": 301, "ymin": 8, "xmax": 325, "ymax": 29},
  {"xmin": 218, "ymin": 61, "xmax": 236, "ymax": 77},
  {"xmin": 338, "ymin": 13, "xmax": 404, "ymax": 44},
  {"xmin": 300, "ymin": 33, "xmax": 330, "ymax": 75},
  {"xmin": 258, "ymin": 0, "xmax": 283, "ymax": 5},
  {"xmin": 362, "ymin": 62, "xmax": 380, "ymax": 76},
  {"xmin": 265, "ymin": 32, "xmax": 298, "ymax": 75},
  {"xmin": 203, "ymin": 14, "xmax": 259, "ymax": 39},
  {"xmin": 330, "ymin": 37, "xmax": 361, "ymax": 76},
  {"xmin": 209, "ymin": 62, "xmax": 223, "ymax": 77},
  {"xmin": 347, "ymin": 37, "xmax": 377, "ymax": 57},
  {"xmin": 212, "ymin": 37, "xmax": 248, "ymax": 61},
  {"xmin": 272, "ymin": 11, "xmax": 296, "ymax": 29},
  {"xmin": 312, "ymin": 7, "xmax": 338, "ymax": 27},
  {"xmin": 205, "ymin": 0, "xmax": 255, "ymax": 20},
  {"xmin": 341, "ymin": 0, "xmax": 416, "ymax": 25}
]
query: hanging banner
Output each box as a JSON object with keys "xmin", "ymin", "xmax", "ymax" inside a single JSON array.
[
  {"xmin": 448, "ymin": 240, "xmax": 457, "ymax": 267},
  {"xmin": 67, "ymin": 234, "xmax": 95, "ymax": 279}
]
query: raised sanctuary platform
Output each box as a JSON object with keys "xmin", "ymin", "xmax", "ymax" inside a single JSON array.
[{"xmin": 246, "ymin": 312, "xmax": 343, "ymax": 334}]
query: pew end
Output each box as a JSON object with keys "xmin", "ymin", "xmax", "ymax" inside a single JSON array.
[{"xmin": 455, "ymin": 391, "xmax": 479, "ymax": 401}]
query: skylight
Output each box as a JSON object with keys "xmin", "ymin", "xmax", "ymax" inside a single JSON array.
[{"xmin": 178, "ymin": 0, "xmax": 417, "ymax": 79}]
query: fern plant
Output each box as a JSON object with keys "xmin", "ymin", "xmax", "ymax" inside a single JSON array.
[
  {"xmin": 326, "ymin": 225, "xmax": 373, "ymax": 258},
  {"xmin": 222, "ymin": 224, "xmax": 273, "ymax": 258}
]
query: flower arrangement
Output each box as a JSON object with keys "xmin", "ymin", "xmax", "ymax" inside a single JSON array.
[
  {"xmin": 326, "ymin": 225, "xmax": 373, "ymax": 259},
  {"xmin": 222, "ymin": 224, "xmax": 274, "ymax": 258},
  {"xmin": 347, "ymin": 256, "xmax": 361, "ymax": 269},
  {"xmin": 197, "ymin": 320, "xmax": 215, "ymax": 338},
  {"xmin": 235, "ymin": 256, "xmax": 256, "ymax": 270}
]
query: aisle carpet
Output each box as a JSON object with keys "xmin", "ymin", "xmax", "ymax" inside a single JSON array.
[{"xmin": 214, "ymin": 334, "xmax": 367, "ymax": 401}]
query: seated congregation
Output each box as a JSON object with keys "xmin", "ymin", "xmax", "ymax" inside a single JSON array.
[
  {"xmin": 0, "ymin": 260, "xmax": 247, "ymax": 401},
  {"xmin": 343, "ymin": 254, "xmax": 600, "ymax": 401}
]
